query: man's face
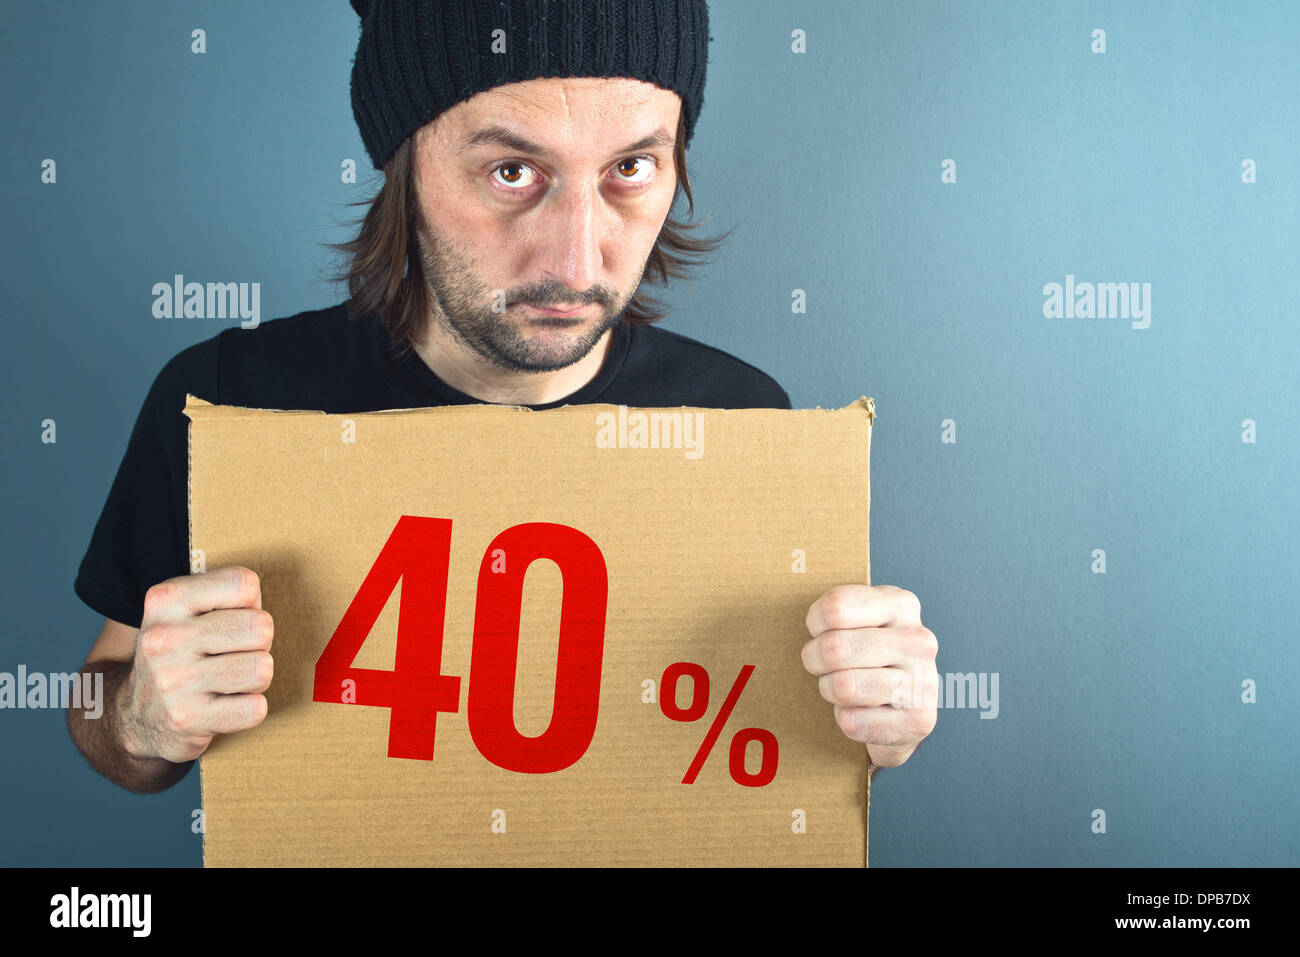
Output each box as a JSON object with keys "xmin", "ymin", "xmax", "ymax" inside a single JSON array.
[{"xmin": 411, "ymin": 77, "xmax": 682, "ymax": 373}]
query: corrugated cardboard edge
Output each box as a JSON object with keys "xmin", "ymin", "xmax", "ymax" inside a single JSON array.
[
  {"xmin": 182, "ymin": 394, "xmax": 877, "ymax": 419},
  {"xmin": 183, "ymin": 392, "xmax": 876, "ymax": 868},
  {"xmin": 862, "ymin": 395, "xmax": 873, "ymax": 868},
  {"xmin": 185, "ymin": 395, "xmax": 206, "ymax": 866}
]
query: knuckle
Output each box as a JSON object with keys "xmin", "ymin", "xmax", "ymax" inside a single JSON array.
[
  {"xmin": 834, "ymin": 706, "xmax": 858, "ymax": 736},
  {"xmin": 139, "ymin": 624, "xmax": 176, "ymax": 658},
  {"xmin": 152, "ymin": 666, "xmax": 179, "ymax": 697},
  {"xmin": 142, "ymin": 580, "xmax": 176, "ymax": 618},
  {"xmin": 165, "ymin": 703, "xmax": 191, "ymax": 734},
  {"xmin": 894, "ymin": 586, "xmax": 921, "ymax": 617},
  {"xmin": 249, "ymin": 608, "xmax": 274, "ymax": 647},
  {"xmin": 799, "ymin": 638, "xmax": 818, "ymax": 673},
  {"xmin": 803, "ymin": 601, "xmax": 820, "ymax": 637},
  {"xmin": 820, "ymin": 594, "xmax": 849, "ymax": 632},
  {"xmin": 233, "ymin": 566, "xmax": 260, "ymax": 600},
  {"xmin": 137, "ymin": 628, "xmax": 163, "ymax": 658},
  {"xmin": 832, "ymin": 707, "xmax": 863, "ymax": 738},
  {"xmin": 822, "ymin": 631, "xmax": 854, "ymax": 670},
  {"xmin": 912, "ymin": 707, "xmax": 938, "ymax": 736},
  {"xmin": 830, "ymin": 669, "xmax": 857, "ymax": 704},
  {"xmin": 142, "ymin": 574, "xmax": 174, "ymax": 613},
  {"xmin": 913, "ymin": 626, "xmax": 938, "ymax": 658},
  {"xmin": 255, "ymin": 652, "xmax": 274, "ymax": 689}
]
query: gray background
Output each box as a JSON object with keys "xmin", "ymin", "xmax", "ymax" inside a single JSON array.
[{"xmin": 2, "ymin": 0, "xmax": 1296, "ymax": 866}]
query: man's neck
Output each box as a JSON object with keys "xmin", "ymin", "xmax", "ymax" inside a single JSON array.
[{"xmin": 412, "ymin": 320, "xmax": 615, "ymax": 406}]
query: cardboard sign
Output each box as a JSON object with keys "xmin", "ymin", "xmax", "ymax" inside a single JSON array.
[{"xmin": 185, "ymin": 394, "xmax": 875, "ymax": 866}]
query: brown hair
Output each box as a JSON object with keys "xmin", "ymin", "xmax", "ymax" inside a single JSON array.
[{"xmin": 324, "ymin": 109, "xmax": 733, "ymax": 351}]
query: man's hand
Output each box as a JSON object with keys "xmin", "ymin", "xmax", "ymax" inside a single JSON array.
[
  {"xmin": 118, "ymin": 566, "xmax": 274, "ymax": 764},
  {"xmin": 802, "ymin": 584, "xmax": 938, "ymax": 771}
]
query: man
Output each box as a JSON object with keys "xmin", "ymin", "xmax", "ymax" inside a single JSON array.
[{"xmin": 68, "ymin": 0, "xmax": 938, "ymax": 798}]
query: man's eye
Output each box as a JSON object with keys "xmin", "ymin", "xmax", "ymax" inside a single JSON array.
[
  {"xmin": 613, "ymin": 155, "xmax": 655, "ymax": 184},
  {"xmin": 492, "ymin": 161, "xmax": 539, "ymax": 189},
  {"xmin": 490, "ymin": 156, "xmax": 657, "ymax": 191}
]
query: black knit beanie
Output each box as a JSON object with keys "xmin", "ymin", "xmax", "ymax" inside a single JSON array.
[{"xmin": 349, "ymin": 0, "xmax": 711, "ymax": 171}]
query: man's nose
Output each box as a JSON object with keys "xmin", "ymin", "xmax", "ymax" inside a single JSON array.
[{"xmin": 537, "ymin": 182, "xmax": 604, "ymax": 296}]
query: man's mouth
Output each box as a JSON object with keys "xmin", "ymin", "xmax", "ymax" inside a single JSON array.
[{"xmin": 528, "ymin": 303, "xmax": 588, "ymax": 317}]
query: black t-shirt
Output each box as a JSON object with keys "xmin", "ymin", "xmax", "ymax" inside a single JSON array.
[{"xmin": 74, "ymin": 301, "xmax": 792, "ymax": 629}]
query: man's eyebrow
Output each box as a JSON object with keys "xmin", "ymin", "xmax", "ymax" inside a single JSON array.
[{"xmin": 460, "ymin": 124, "xmax": 676, "ymax": 158}]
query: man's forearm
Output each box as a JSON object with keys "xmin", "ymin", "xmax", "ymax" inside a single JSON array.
[{"xmin": 66, "ymin": 659, "xmax": 193, "ymax": 794}]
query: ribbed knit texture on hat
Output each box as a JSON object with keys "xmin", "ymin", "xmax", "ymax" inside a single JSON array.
[{"xmin": 350, "ymin": 0, "xmax": 710, "ymax": 170}]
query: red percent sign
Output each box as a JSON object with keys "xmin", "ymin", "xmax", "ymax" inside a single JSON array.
[
  {"xmin": 660, "ymin": 663, "xmax": 779, "ymax": 787},
  {"xmin": 312, "ymin": 516, "xmax": 608, "ymax": 773}
]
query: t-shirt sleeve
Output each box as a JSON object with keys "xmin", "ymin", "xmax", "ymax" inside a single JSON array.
[{"xmin": 74, "ymin": 340, "xmax": 220, "ymax": 630}]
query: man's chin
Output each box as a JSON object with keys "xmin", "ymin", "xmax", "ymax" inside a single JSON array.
[
  {"xmin": 477, "ymin": 329, "xmax": 588, "ymax": 373},
  {"xmin": 445, "ymin": 305, "xmax": 618, "ymax": 372},
  {"xmin": 511, "ymin": 340, "xmax": 603, "ymax": 372}
]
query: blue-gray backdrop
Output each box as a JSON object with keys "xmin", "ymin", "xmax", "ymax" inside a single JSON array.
[{"xmin": 2, "ymin": 0, "xmax": 1296, "ymax": 866}]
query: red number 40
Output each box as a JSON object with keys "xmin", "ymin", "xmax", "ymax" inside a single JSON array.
[{"xmin": 312, "ymin": 516, "xmax": 608, "ymax": 773}]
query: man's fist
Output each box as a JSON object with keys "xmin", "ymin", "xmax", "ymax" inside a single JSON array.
[
  {"xmin": 803, "ymin": 584, "xmax": 938, "ymax": 770},
  {"xmin": 118, "ymin": 565, "xmax": 273, "ymax": 763}
]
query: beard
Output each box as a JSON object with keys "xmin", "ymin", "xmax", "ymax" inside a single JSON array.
[{"xmin": 412, "ymin": 206, "xmax": 634, "ymax": 373}]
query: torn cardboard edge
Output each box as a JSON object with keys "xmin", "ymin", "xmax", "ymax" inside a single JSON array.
[{"xmin": 182, "ymin": 394, "xmax": 876, "ymax": 420}]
